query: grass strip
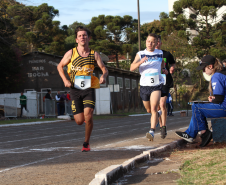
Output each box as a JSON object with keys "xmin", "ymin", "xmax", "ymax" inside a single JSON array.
[{"xmin": 177, "ymin": 148, "xmax": 226, "ymax": 184}]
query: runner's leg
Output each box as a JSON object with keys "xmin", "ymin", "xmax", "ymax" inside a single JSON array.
[
  {"xmin": 159, "ymin": 96, "xmax": 167, "ymax": 127},
  {"xmin": 150, "ymin": 90, "xmax": 161, "ymax": 129},
  {"xmin": 84, "ymin": 107, "xmax": 94, "ymax": 143}
]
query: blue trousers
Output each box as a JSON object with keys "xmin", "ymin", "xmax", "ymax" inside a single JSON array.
[{"xmin": 185, "ymin": 103, "xmax": 226, "ymax": 138}]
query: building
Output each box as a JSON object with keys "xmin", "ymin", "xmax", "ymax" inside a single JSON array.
[
  {"xmin": 19, "ymin": 52, "xmax": 141, "ymax": 112},
  {"xmin": 168, "ymin": 0, "xmax": 226, "ymax": 40}
]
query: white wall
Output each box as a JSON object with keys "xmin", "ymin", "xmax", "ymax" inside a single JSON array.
[
  {"xmin": 0, "ymin": 91, "xmax": 37, "ymax": 108},
  {"xmin": 0, "ymin": 89, "xmax": 111, "ymax": 116},
  {"xmin": 95, "ymin": 88, "xmax": 111, "ymax": 115}
]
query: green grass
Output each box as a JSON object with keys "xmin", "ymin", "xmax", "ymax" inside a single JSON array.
[{"xmin": 177, "ymin": 148, "xmax": 226, "ymax": 184}]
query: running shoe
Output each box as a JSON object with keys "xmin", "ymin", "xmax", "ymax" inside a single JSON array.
[
  {"xmin": 161, "ymin": 126, "xmax": 167, "ymax": 139},
  {"xmin": 81, "ymin": 142, "xmax": 90, "ymax": 152},
  {"xmin": 175, "ymin": 131, "xmax": 193, "ymax": 142},
  {"xmin": 199, "ymin": 129, "xmax": 212, "ymax": 147},
  {"xmin": 146, "ymin": 130, "xmax": 154, "ymax": 141}
]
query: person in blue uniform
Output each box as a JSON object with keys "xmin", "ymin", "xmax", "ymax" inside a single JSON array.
[{"xmin": 175, "ymin": 55, "xmax": 226, "ymax": 147}]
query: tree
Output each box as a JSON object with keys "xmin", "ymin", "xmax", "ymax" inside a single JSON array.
[
  {"xmin": 0, "ymin": 0, "xmax": 22, "ymax": 93},
  {"xmin": 165, "ymin": 0, "xmax": 226, "ymax": 59},
  {"xmin": 87, "ymin": 15, "xmax": 138, "ymax": 68},
  {"xmin": 140, "ymin": 20, "xmax": 164, "ymax": 40},
  {"xmin": 6, "ymin": 3, "xmax": 67, "ymax": 55}
]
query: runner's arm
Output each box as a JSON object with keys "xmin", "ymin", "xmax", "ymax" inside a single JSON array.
[
  {"xmin": 130, "ymin": 54, "xmax": 147, "ymax": 71},
  {"xmin": 168, "ymin": 52, "xmax": 176, "ymax": 74},
  {"xmin": 161, "ymin": 59, "xmax": 168, "ymax": 75},
  {"xmin": 170, "ymin": 63, "xmax": 175, "ymax": 74},
  {"xmin": 57, "ymin": 50, "xmax": 72, "ymax": 87},
  {"xmin": 95, "ymin": 52, "xmax": 108, "ymax": 84}
]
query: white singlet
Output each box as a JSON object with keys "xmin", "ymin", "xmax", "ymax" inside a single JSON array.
[{"xmin": 138, "ymin": 49, "xmax": 165, "ymax": 86}]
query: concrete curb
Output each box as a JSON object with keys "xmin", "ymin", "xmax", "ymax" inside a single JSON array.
[{"xmin": 89, "ymin": 139, "xmax": 186, "ymax": 185}]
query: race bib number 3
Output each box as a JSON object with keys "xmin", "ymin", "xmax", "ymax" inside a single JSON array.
[
  {"xmin": 74, "ymin": 76, "xmax": 91, "ymax": 90},
  {"xmin": 145, "ymin": 72, "xmax": 159, "ymax": 86}
]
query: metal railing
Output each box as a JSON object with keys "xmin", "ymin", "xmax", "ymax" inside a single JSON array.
[
  {"xmin": 44, "ymin": 99, "xmax": 56, "ymax": 117},
  {"xmin": 65, "ymin": 100, "xmax": 73, "ymax": 116}
]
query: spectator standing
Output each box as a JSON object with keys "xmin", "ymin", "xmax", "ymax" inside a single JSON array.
[
  {"xmin": 55, "ymin": 91, "xmax": 61, "ymax": 116},
  {"xmin": 20, "ymin": 92, "xmax": 28, "ymax": 117},
  {"xmin": 166, "ymin": 92, "xmax": 173, "ymax": 116},
  {"xmin": 45, "ymin": 89, "xmax": 52, "ymax": 100},
  {"xmin": 45, "ymin": 89, "xmax": 52, "ymax": 116},
  {"xmin": 66, "ymin": 91, "xmax": 71, "ymax": 100},
  {"xmin": 59, "ymin": 92, "xmax": 68, "ymax": 115}
]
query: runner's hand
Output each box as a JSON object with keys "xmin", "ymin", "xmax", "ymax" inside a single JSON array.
[
  {"xmin": 169, "ymin": 66, "xmax": 175, "ymax": 74},
  {"xmin": 99, "ymin": 76, "xmax": 106, "ymax": 84},
  {"xmin": 140, "ymin": 56, "xmax": 148, "ymax": 64},
  {"xmin": 162, "ymin": 69, "xmax": 168, "ymax": 75},
  {"xmin": 64, "ymin": 80, "xmax": 71, "ymax": 87}
]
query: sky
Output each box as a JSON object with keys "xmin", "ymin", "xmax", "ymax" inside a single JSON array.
[{"xmin": 18, "ymin": 0, "xmax": 170, "ymax": 26}]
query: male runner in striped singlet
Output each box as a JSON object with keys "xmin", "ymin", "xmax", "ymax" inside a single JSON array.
[
  {"xmin": 57, "ymin": 26, "xmax": 108, "ymax": 152},
  {"xmin": 130, "ymin": 33, "xmax": 168, "ymax": 141}
]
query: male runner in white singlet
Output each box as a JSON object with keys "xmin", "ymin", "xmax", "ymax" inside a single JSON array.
[{"xmin": 130, "ymin": 33, "xmax": 168, "ymax": 141}]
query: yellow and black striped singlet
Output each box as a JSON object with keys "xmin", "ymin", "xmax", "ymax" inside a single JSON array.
[{"xmin": 67, "ymin": 47, "xmax": 100, "ymax": 89}]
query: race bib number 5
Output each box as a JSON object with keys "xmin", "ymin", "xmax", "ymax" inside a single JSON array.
[
  {"xmin": 145, "ymin": 72, "xmax": 159, "ymax": 86},
  {"xmin": 74, "ymin": 76, "xmax": 91, "ymax": 90}
]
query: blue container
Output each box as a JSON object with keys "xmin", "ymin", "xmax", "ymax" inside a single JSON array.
[{"xmin": 211, "ymin": 118, "xmax": 226, "ymax": 142}]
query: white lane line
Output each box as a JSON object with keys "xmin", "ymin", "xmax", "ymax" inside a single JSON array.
[
  {"xmin": 129, "ymin": 110, "xmax": 191, "ymax": 116},
  {"xmin": 0, "ymin": 126, "xmax": 151, "ymax": 155},
  {"xmin": 0, "ymin": 127, "xmax": 189, "ymax": 173},
  {"xmin": 0, "ymin": 121, "xmax": 188, "ymax": 155},
  {"xmin": 0, "ymin": 122, "xmax": 150, "ymax": 144},
  {"xmin": 0, "ymin": 120, "xmax": 65, "ymax": 127},
  {"xmin": 0, "ymin": 151, "xmax": 76, "ymax": 173}
]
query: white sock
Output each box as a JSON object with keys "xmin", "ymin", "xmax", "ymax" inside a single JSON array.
[{"xmin": 158, "ymin": 110, "xmax": 162, "ymax": 117}]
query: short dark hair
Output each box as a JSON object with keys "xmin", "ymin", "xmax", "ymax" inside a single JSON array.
[
  {"xmin": 156, "ymin": 35, "xmax": 161, "ymax": 40},
  {"xmin": 222, "ymin": 59, "xmax": 226, "ymax": 64},
  {"xmin": 75, "ymin": 26, "xmax": 91, "ymax": 38},
  {"xmin": 47, "ymin": 89, "xmax": 51, "ymax": 93},
  {"xmin": 148, "ymin": 33, "xmax": 158, "ymax": 40}
]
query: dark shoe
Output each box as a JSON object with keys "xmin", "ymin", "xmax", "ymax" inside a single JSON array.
[
  {"xmin": 175, "ymin": 131, "xmax": 193, "ymax": 142},
  {"xmin": 161, "ymin": 126, "xmax": 167, "ymax": 139},
  {"xmin": 199, "ymin": 130, "xmax": 212, "ymax": 147}
]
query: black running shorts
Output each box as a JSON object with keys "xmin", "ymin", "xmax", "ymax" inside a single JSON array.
[
  {"xmin": 140, "ymin": 84, "xmax": 163, "ymax": 101},
  {"xmin": 161, "ymin": 85, "xmax": 170, "ymax": 97},
  {"xmin": 70, "ymin": 88, "xmax": 96, "ymax": 115}
]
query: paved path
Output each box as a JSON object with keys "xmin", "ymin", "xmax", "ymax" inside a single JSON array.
[{"xmin": 0, "ymin": 112, "xmax": 192, "ymax": 184}]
